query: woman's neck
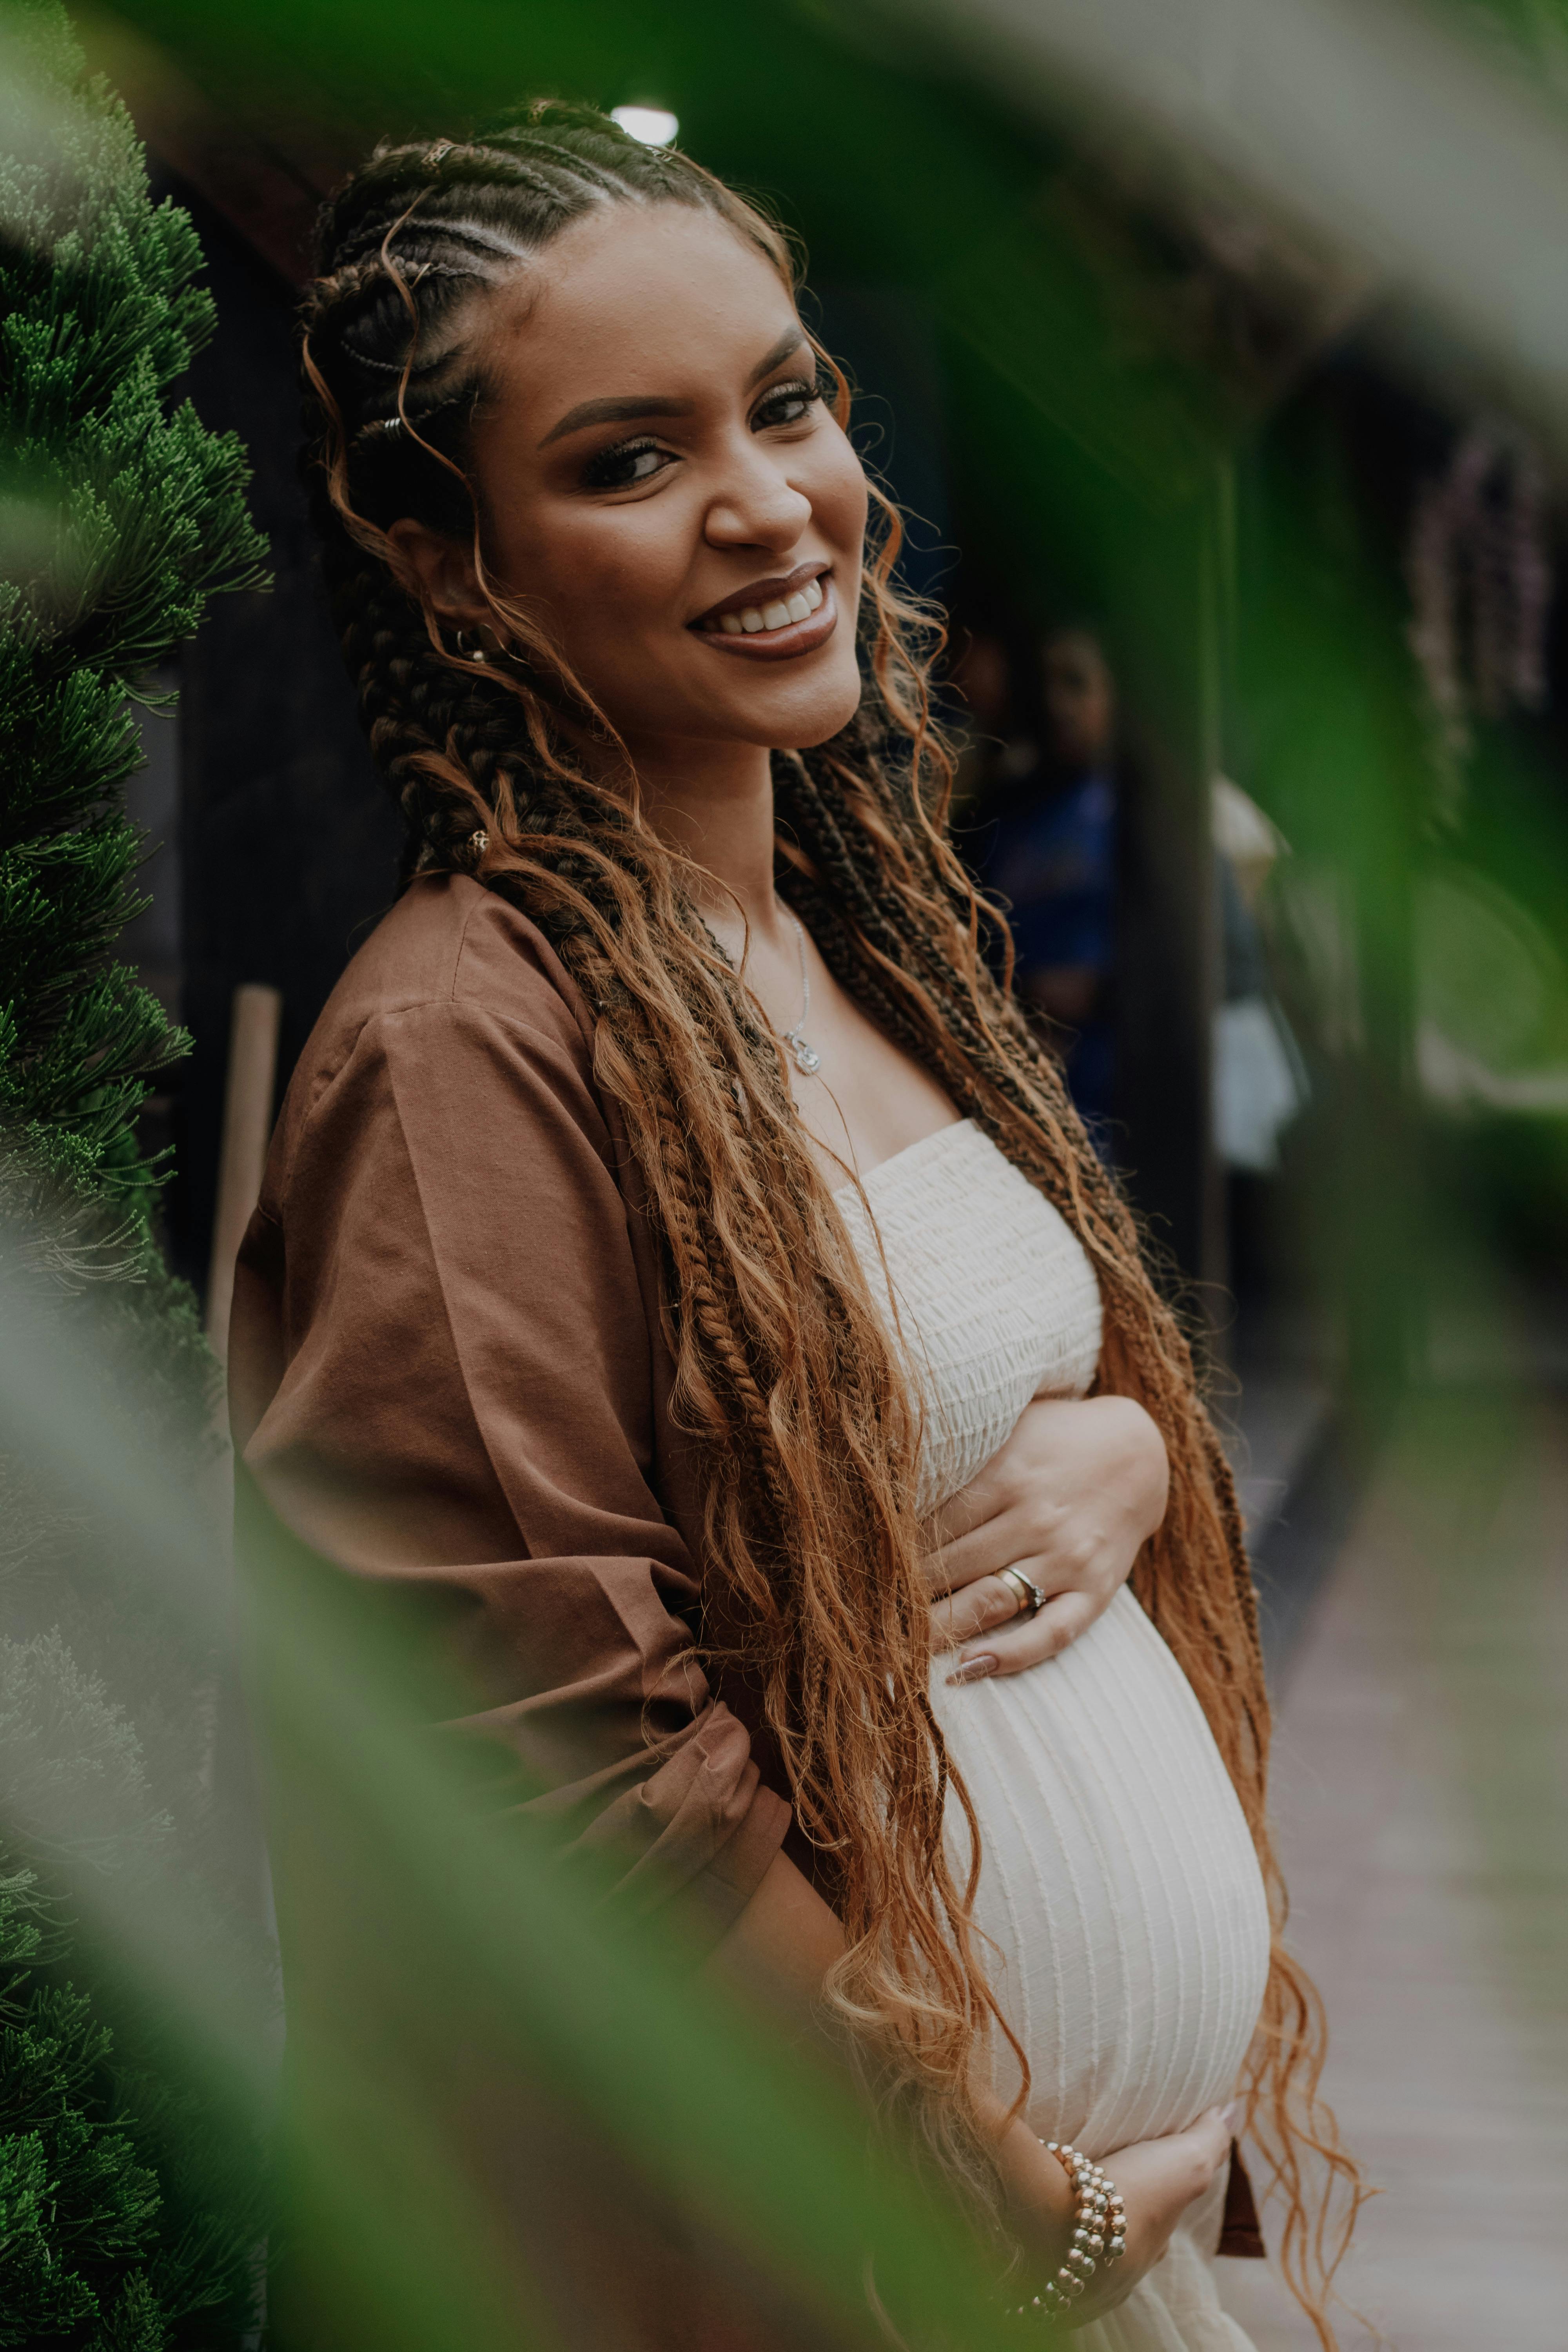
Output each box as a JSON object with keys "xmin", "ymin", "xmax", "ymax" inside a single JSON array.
[{"xmin": 629, "ymin": 733, "xmax": 789, "ymax": 955}]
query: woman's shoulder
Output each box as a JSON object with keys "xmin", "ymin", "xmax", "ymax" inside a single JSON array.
[
  {"xmin": 267, "ymin": 873, "xmax": 605, "ymax": 1193},
  {"xmin": 328, "ymin": 870, "xmax": 586, "ymax": 1040},
  {"xmin": 240, "ymin": 870, "xmax": 641, "ymax": 1414},
  {"xmin": 301, "ymin": 872, "xmax": 593, "ymax": 1089}
]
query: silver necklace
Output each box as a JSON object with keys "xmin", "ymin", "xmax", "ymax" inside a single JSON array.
[{"xmin": 778, "ymin": 913, "xmax": 823, "ymax": 1076}]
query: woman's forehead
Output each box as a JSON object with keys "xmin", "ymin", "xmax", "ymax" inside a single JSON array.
[{"xmin": 476, "ymin": 206, "xmax": 800, "ymax": 424}]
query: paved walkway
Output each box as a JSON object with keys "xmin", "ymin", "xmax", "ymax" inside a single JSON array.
[{"xmin": 1216, "ymin": 1388, "xmax": 1568, "ymax": 2350}]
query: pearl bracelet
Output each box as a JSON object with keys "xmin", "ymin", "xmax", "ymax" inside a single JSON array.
[{"xmin": 1009, "ymin": 2140, "xmax": 1127, "ymax": 2321}]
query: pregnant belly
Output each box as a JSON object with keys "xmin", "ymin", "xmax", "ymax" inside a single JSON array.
[{"xmin": 932, "ymin": 1587, "xmax": 1272, "ymax": 2157}]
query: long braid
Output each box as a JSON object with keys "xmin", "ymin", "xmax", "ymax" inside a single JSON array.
[
  {"xmin": 779, "ymin": 735, "xmax": 1354, "ymax": 2323},
  {"xmin": 300, "ymin": 101, "xmax": 1362, "ymax": 2322}
]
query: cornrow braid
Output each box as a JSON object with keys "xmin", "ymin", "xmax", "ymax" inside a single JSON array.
[{"xmin": 300, "ymin": 100, "xmax": 1362, "ymax": 2327}]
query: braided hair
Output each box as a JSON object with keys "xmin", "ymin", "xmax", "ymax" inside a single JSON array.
[{"xmin": 301, "ymin": 102, "xmax": 1359, "ymax": 2322}]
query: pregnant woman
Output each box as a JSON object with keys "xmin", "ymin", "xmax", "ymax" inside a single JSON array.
[{"xmin": 232, "ymin": 103, "xmax": 1354, "ymax": 2348}]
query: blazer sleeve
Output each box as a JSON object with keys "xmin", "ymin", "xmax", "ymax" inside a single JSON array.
[{"xmin": 229, "ymin": 980, "xmax": 789, "ymax": 1945}]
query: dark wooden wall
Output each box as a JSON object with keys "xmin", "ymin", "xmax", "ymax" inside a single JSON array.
[
  {"xmin": 1116, "ymin": 506, "xmax": 1225, "ymax": 1304},
  {"xmin": 169, "ymin": 185, "xmax": 402, "ymax": 1296}
]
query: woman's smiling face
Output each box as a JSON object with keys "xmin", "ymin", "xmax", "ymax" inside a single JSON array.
[{"xmin": 413, "ymin": 202, "xmax": 869, "ymax": 760}]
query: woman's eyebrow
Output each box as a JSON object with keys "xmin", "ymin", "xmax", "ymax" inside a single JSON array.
[
  {"xmin": 539, "ymin": 392, "xmax": 692, "ymax": 448},
  {"xmin": 746, "ymin": 326, "xmax": 807, "ymax": 386},
  {"xmin": 538, "ymin": 328, "xmax": 808, "ymax": 449}
]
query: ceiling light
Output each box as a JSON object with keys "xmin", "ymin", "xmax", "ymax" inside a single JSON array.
[{"xmin": 612, "ymin": 105, "xmax": 679, "ymax": 147}]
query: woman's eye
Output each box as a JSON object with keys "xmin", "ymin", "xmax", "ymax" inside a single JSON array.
[
  {"xmin": 582, "ymin": 437, "xmax": 673, "ymax": 491},
  {"xmin": 753, "ymin": 379, "xmax": 822, "ymax": 430}
]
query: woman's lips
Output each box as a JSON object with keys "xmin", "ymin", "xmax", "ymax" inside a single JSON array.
[
  {"xmin": 693, "ymin": 573, "xmax": 837, "ymax": 662},
  {"xmin": 710, "ymin": 573, "xmax": 825, "ymax": 635}
]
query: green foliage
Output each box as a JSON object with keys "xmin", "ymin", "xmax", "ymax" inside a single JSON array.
[
  {"xmin": 0, "ymin": 8, "xmax": 270, "ymax": 2344},
  {"xmin": 0, "ymin": 0, "xmax": 253, "ymax": 1800},
  {"xmin": 0, "ymin": 1200, "xmax": 223, "ymax": 1858},
  {"xmin": 0, "ymin": 1987, "xmax": 162, "ymax": 2352},
  {"xmin": 0, "ymin": 1635, "xmax": 264, "ymax": 2351},
  {"xmin": 0, "ymin": 0, "xmax": 267, "ymax": 1213}
]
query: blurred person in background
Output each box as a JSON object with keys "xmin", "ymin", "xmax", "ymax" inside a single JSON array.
[
  {"xmin": 1211, "ymin": 778, "xmax": 1309, "ymax": 1187},
  {"xmin": 229, "ymin": 105, "xmax": 1354, "ymax": 2351},
  {"xmin": 975, "ymin": 626, "xmax": 1121, "ymax": 1142},
  {"xmin": 947, "ymin": 626, "xmax": 1033, "ymax": 815}
]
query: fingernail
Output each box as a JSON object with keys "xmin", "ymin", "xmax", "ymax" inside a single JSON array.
[
  {"xmin": 948, "ymin": 1653, "xmax": 998, "ymax": 1685},
  {"xmin": 1221, "ymin": 2102, "xmax": 1240, "ymax": 2132}
]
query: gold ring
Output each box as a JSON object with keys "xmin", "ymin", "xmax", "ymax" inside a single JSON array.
[{"xmin": 996, "ymin": 1565, "xmax": 1045, "ymax": 1621}]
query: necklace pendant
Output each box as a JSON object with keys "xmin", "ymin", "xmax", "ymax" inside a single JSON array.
[{"xmin": 777, "ymin": 918, "xmax": 822, "ymax": 1075}]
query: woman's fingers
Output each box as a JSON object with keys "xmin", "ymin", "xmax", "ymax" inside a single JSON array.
[
  {"xmin": 929, "ymin": 1571, "xmax": 1040, "ymax": 1649},
  {"xmin": 922, "ymin": 1499, "xmax": 1041, "ymax": 1599},
  {"xmin": 1106, "ymin": 2107, "xmax": 1234, "ymax": 2222},
  {"xmin": 922, "ymin": 1394, "xmax": 1170, "ymax": 1676},
  {"xmin": 1188, "ymin": 2103, "xmax": 1236, "ymax": 2178},
  {"xmin": 945, "ymin": 1590, "xmax": 1097, "ymax": 1682},
  {"xmin": 1158, "ymin": 2105, "xmax": 1233, "ymax": 2218},
  {"xmin": 923, "ymin": 1456, "xmax": 1011, "ymax": 1554}
]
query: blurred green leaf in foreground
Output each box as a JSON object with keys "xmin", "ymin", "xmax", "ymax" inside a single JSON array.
[
  {"xmin": 0, "ymin": 2, "xmax": 269, "ymax": 2341},
  {"xmin": 0, "ymin": 1236, "xmax": 1053, "ymax": 2352}
]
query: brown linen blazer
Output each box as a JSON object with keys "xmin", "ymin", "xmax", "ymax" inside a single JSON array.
[
  {"xmin": 231, "ymin": 872, "xmax": 813, "ymax": 2347},
  {"xmin": 229, "ymin": 870, "xmax": 791, "ymax": 1928}
]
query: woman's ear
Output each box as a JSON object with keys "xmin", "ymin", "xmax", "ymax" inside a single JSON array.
[{"xmin": 385, "ymin": 517, "xmax": 487, "ymax": 629}]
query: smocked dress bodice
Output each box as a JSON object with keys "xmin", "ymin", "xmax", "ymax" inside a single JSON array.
[{"xmin": 837, "ymin": 1120, "xmax": 1268, "ymax": 2352}]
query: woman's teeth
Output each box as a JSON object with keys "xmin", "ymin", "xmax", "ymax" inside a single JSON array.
[{"xmin": 713, "ymin": 577, "xmax": 825, "ymax": 635}]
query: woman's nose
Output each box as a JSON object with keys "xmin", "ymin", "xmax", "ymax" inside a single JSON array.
[{"xmin": 703, "ymin": 445, "xmax": 813, "ymax": 552}]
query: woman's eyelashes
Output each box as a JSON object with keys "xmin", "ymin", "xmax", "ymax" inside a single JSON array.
[
  {"xmin": 750, "ymin": 377, "xmax": 822, "ymax": 429},
  {"xmin": 579, "ymin": 380, "xmax": 824, "ymax": 492},
  {"xmin": 581, "ymin": 436, "xmax": 670, "ymax": 492}
]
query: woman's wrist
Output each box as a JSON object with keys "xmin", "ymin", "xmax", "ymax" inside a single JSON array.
[
  {"xmin": 987, "ymin": 2106, "xmax": 1077, "ymax": 2265},
  {"xmin": 1094, "ymin": 1393, "xmax": 1170, "ymax": 1541}
]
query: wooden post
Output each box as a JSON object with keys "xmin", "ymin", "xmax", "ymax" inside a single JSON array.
[
  {"xmin": 205, "ymin": 982, "xmax": 282, "ymax": 1367},
  {"xmin": 1114, "ymin": 488, "xmax": 1225, "ymax": 1303}
]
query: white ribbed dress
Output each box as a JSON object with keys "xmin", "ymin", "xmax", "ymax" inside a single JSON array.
[{"xmin": 836, "ymin": 1120, "xmax": 1270, "ymax": 2352}]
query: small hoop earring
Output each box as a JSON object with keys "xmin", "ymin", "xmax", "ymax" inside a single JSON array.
[{"xmin": 454, "ymin": 629, "xmax": 487, "ymax": 664}]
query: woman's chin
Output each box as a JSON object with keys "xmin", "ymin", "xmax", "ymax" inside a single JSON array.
[
  {"xmin": 609, "ymin": 658, "xmax": 864, "ymax": 759},
  {"xmin": 746, "ymin": 673, "xmax": 865, "ymax": 754}
]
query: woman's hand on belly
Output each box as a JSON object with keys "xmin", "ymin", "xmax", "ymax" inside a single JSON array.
[
  {"xmin": 997, "ymin": 2102, "xmax": 1232, "ymax": 2323},
  {"xmin": 1065, "ymin": 2104, "xmax": 1234, "ymax": 2323},
  {"xmin": 926, "ymin": 1395, "xmax": 1169, "ymax": 1684}
]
